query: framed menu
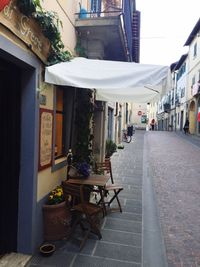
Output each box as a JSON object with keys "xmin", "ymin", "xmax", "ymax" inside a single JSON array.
[{"xmin": 39, "ymin": 108, "xmax": 54, "ymax": 170}]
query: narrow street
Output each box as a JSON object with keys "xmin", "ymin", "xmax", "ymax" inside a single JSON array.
[
  {"xmin": 24, "ymin": 130, "xmax": 200, "ymax": 267},
  {"xmin": 3, "ymin": 130, "xmax": 200, "ymax": 267}
]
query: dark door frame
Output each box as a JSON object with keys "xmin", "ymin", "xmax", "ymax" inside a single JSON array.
[{"xmin": 0, "ymin": 34, "xmax": 40, "ymax": 254}]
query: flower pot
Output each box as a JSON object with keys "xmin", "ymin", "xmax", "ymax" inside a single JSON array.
[{"xmin": 42, "ymin": 201, "xmax": 71, "ymax": 241}]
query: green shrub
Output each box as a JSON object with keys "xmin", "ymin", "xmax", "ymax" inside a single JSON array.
[{"xmin": 106, "ymin": 139, "xmax": 117, "ymax": 158}]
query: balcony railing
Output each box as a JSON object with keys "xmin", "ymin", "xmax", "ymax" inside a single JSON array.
[
  {"xmin": 75, "ymin": 0, "xmax": 133, "ymax": 60},
  {"xmin": 75, "ymin": 0, "xmax": 123, "ymax": 19}
]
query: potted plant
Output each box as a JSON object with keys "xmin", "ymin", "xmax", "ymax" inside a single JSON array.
[
  {"xmin": 42, "ymin": 186, "xmax": 71, "ymax": 241},
  {"xmin": 105, "ymin": 139, "xmax": 117, "ymax": 159}
]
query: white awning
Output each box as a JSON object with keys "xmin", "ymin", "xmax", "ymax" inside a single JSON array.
[{"xmin": 45, "ymin": 57, "xmax": 171, "ymax": 103}]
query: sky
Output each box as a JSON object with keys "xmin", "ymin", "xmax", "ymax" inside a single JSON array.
[{"xmin": 136, "ymin": 0, "xmax": 200, "ymax": 67}]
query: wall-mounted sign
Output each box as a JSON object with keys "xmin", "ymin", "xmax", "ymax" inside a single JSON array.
[
  {"xmin": 39, "ymin": 108, "xmax": 53, "ymax": 170},
  {"xmin": 138, "ymin": 111, "xmax": 142, "ymax": 116},
  {"xmin": 141, "ymin": 115, "xmax": 147, "ymax": 123},
  {"xmin": 0, "ymin": 0, "xmax": 50, "ymax": 63}
]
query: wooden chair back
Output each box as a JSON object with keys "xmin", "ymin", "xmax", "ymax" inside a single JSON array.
[
  {"xmin": 95, "ymin": 160, "xmax": 123, "ymax": 213},
  {"xmin": 62, "ymin": 181, "xmax": 103, "ymax": 250},
  {"xmin": 95, "ymin": 160, "xmax": 114, "ymax": 184}
]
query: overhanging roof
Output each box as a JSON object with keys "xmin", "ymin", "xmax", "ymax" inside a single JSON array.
[
  {"xmin": 45, "ymin": 57, "xmax": 171, "ymax": 103},
  {"xmin": 184, "ymin": 18, "xmax": 200, "ymax": 46}
]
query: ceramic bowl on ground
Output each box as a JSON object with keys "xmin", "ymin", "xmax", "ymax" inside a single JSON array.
[{"xmin": 39, "ymin": 243, "xmax": 56, "ymax": 256}]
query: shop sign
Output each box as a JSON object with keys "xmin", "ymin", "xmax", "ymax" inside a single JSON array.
[
  {"xmin": 138, "ymin": 110, "xmax": 142, "ymax": 116},
  {"xmin": 39, "ymin": 108, "xmax": 53, "ymax": 170},
  {"xmin": 0, "ymin": 0, "xmax": 50, "ymax": 63},
  {"xmin": 141, "ymin": 115, "xmax": 147, "ymax": 123}
]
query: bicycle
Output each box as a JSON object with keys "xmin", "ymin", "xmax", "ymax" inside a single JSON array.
[{"xmin": 122, "ymin": 130, "xmax": 132, "ymax": 143}]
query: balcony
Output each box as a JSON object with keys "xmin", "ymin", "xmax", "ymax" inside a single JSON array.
[
  {"xmin": 75, "ymin": 0, "xmax": 140, "ymax": 62},
  {"xmin": 163, "ymin": 103, "xmax": 171, "ymax": 113}
]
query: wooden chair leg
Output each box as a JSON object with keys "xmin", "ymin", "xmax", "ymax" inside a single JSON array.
[{"xmin": 107, "ymin": 189, "xmax": 123, "ymax": 212}]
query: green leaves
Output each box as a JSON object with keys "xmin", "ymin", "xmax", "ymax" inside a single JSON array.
[{"xmin": 16, "ymin": 0, "xmax": 72, "ymax": 65}]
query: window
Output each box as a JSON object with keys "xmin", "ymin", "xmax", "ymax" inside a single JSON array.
[
  {"xmin": 55, "ymin": 88, "xmax": 65, "ymax": 158},
  {"xmin": 192, "ymin": 76, "xmax": 195, "ymax": 86},
  {"xmin": 91, "ymin": 0, "xmax": 101, "ymax": 15},
  {"xmin": 181, "ymin": 87, "xmax": 185, "ymax": 98},
  {"xmin": 193, "ymin": 43, "xmax": 197, "ymax": 58},
  {"xmin": 54, "ymin": 87, "xmax": 75, "ymax": 166}
]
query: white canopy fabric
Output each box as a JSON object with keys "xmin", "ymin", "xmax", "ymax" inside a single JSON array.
[{"xmin": 45, "ymin": 57, "xmax": 171, "ymax": 103}]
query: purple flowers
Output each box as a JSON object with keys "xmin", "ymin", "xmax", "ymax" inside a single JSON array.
[{"xmin": 77, "ymin": 162, "xmax": 90, "ymax": 178}]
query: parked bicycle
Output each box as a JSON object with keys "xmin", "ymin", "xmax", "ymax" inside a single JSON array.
[
  {"xmin": 122, "ymin": 130, "xmax": 132, "ymax": 143},
  {"xmin": 122, "ymin": 125, "xmax": 135, "ymax": 143}
]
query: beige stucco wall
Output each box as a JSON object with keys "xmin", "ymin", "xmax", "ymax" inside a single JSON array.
[
  {"xmin": 41, "ymin": 0, "xmax": 77, "ymax": 54},
  {"xmin": 130, "ymin": 103, "xmax": 147, "ymax": 128},
  {"xmin": 187, "ymin": 35, "xmax": 200, "ymax": 100},
  {"xmin": 37, "ymin": 167, "xmax": 66, "ymax": 201}
]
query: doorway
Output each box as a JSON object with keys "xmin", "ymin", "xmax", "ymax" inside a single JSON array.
[
  {"xmin": 0, "ymin": 58, "xmax": 21, "ymax": 254},
  {"xmin": 189, "ymin": 101, "xmax": 196, "ymax": 134},
  {"xmin": 180, "ymin": 110, "xmax": 184, "ymax": 131}
]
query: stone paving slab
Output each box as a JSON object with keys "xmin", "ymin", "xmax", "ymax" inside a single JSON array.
[
  {"xmin": 101, "ymin": 229, "xmax": 142, "ymax": 247},
  {"xmin": 94, "ymin": 242, "xmax": 141, "ymax": 263},
  {"xmin": 72, "ymin": 255, "xmax": 140, "ymax": 267}
]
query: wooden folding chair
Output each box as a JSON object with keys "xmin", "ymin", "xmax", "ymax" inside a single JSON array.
[
  {"xmin": 62, "ymin": 181, "xmax": 103, "ymax": 251},
  {"xmin": 95, "ymin": 160, "xmax": 123, "ymax": 212}
]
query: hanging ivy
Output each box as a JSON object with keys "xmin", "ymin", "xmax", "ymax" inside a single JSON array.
[
  {"xmin": 16, "ymin": 0, "xmax": 72, "ymax": 65},
  {"xmin": 73, "ymin": 89, "xmax": 94, "ymax": 165}
]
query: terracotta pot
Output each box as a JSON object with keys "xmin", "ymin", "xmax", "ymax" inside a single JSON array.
[
  {"xmin": 42, "ymin": 201, "xmax": 71, "ymax": 241},
  {"xmin": 0, "ymin": 0, "xmax": 10, "ymax": 11}
]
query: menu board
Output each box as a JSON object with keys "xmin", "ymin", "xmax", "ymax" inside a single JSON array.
[{"xmin": 39, "ymin": 108, "xmax": 53, "ymax": 170}]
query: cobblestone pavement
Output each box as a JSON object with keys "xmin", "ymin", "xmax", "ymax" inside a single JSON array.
[{"xmin": 146, "ymin": 131, "xmax": 200, "ymax": 267}]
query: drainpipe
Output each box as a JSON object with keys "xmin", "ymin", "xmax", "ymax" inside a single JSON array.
[{"xmin": 174, "ymin": 71, "xmax": 178, "ymax": 131}]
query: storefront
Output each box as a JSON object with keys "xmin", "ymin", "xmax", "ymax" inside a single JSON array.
[{"xmin": 0, "ymin": 1, "xmax": 50, "ymax": 254}]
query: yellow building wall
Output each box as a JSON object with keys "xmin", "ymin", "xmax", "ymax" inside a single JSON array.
[
  {"xmin": 41, "ymin": 0, "xmax": 77, "ymax": 55},
  {"xmin": 36, "ymin": 1, "xmax": 79, "ymax": 201}
]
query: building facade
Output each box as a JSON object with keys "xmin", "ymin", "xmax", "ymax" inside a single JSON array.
[
  {"xmin": 150, "ymin": 18, "xmax": 200, "ymax": 136},
  {"xmin": 0, "ymin": 0, "xmax": 140, "ymax": 255}
]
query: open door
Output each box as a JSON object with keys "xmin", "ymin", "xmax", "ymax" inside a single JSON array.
[{"xmin": 0, "ymin": 58, "xmax": 21, "ymax": 254}]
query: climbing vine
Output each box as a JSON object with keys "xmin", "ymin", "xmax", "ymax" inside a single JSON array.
[
  {"xmin": 73, "ymin": 89, "xmax": 94, "ymax": 165},
  {"xmin": 16, "ymin": 0, "xmax": 72, "ymax": 65}
]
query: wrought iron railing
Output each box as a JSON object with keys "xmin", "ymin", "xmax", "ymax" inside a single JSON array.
[{"xmin": 75, "ymin": 0, "xmax": 133, "ymax": 59}]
